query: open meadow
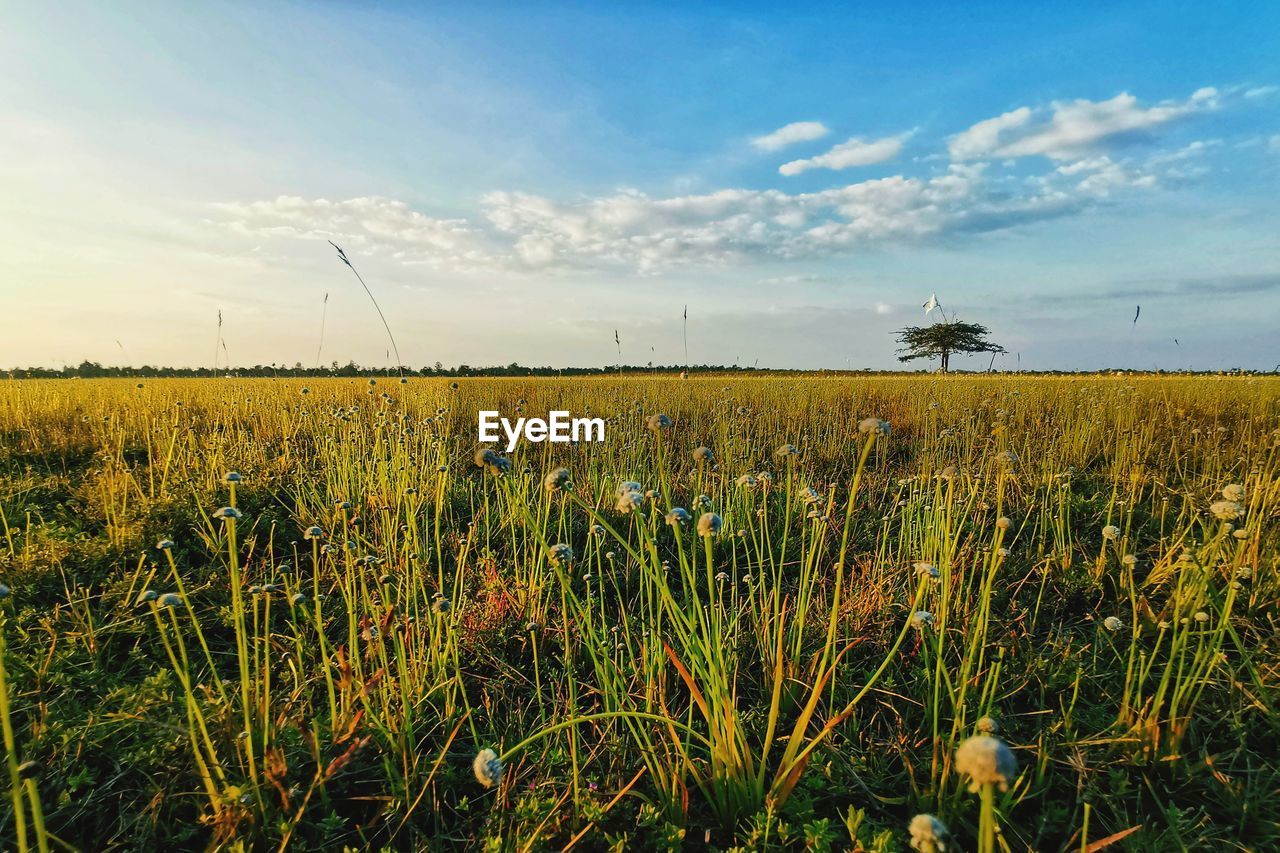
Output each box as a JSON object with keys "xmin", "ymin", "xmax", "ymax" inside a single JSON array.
[{"xmin": 0, "ymin": 375, "xmax": 1276, "ymax": 851}]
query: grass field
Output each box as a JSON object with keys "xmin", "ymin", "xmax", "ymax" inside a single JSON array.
[{"xmin": 0, "ymin": 376, "xmax": 1275, "ymax": 851}]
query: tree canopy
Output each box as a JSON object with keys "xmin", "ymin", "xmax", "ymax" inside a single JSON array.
[{"xmin": 895, "ymin": 320, "xmax": 1005, "ymax": 373}]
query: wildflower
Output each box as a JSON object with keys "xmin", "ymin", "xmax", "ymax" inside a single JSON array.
[
  {"xmin": 715, "ymin": 571, "xmax": 729, "ymax": 583},
  {"xmin": 617, "ymin": 480, "xmax": 642, "ymax": 496},
  {"xmin": 473, "ymin": 748, "xmax": 503, "ymax": 787},
  {"xmin": 1121, "ymin": 554, "xmax": 1137, "ymax": 566},
  {"xmin": 996, "ymin": 516, "xmax": 1012, "ymax": 530},
  {"xmin": 995, "ymin": 450, "xmax": 1018, "ymax": 466},
  {"xmin": 693, "ymin": 446, "xmax": 714, "ymax": 463},
  {"xmin": 1103, "ymin": 616, "xmax": 1124, "ymax": 632},
  {"xmin": 525, "ymin": 621, "xmax": 540, "ymax": 632},
  {"xmin": 1236, "ymin": 566, "xmax": 1253, "ymax": 579},
  {"xmin": 954, "ymin": 735, "xmax": 1018, "ymax": 792},
  {"xmin": 157, "ymin": 593, "xmax": 183, "ymax": 609},
  {"xmin": 646, "ymin": 413, "xmax": 672, "ymax": 432},
  {"xmin": 156, "ymin": 539, "xmax": 174, "ymax": 550},
  {"xmin": 938, "ymin": 465, "xmax": 957, "ymax": 481},
  {"xmin": 432, "ymin": 598, "xmax": 451, "ymax": 614},
  {"xmin": 335, "ymin": 500, "xmax": 352, "ymax": 510},
  {"xmin": 616, "ymin": 489, "xmax": 644, "ymax": 514},
  {"xmin": 1193, "ymin": 610, "xmax": 1209, "ymax": 623},
  {"xmin": 975, "ymin": 716, "xmax": 999, "ymax": 734},
  {"xmin": 135, "ymin": 589, "xmax": 158, "ymax": 606},
  {"xmin": 773, "ymin": 443, "xmax": 800, "ymax": 458},
  {"xmin": 1101, "ymin": 524, "xmax": 1120, "ymax": 540},
  {"xmin": 591, "ymin": 524, "xmax": 605, "ymax": 537},
  {"xmin": 1210, "ymin": 500, "xmax": 1243, "ymax": 520},
  {"xmin": 304, "ymin": 526, "xmax": 324, "ymax": 540},
  {"xmin": 474, "ymin": 448, "xmax": 497, "ymax": 468},
  {"xmin": 665, "ymin": 507, "xmax": 691, "ymax": 525},
  {"xmin": 224, "ymin": 472, "xmax": 243, "ymax": 483},
  {"xmin": 548, "ymin": 543, "xmax": 575, "ymax": 567},
  {"xmin": 914, "ymin": 562, "xmax": 939, "ymax": 580},
  {"xmin": 735, "ymin": 474, "xmax": 757, "ymax": 488},
  {"xmin": 213, "ymin": 506, "xmax": 243, "ymax": 521},
  {"xmin": 911, "ymin": 611, "xmax": 934, "ymax": 630},
  {"xmin": 858, "ymin": 417, "xmax": 891, "ymax": 436},
  {"xmin": 543, "ymin": 467, "xmax": 572, "ymax": 492},
  {"xmin": 1221, "ymin": 483, "xmax": 1245, "ymax": 502},
  {"xmin": 697, "ymin": 513, "xmax": 723, "ymax": 537},
  {"xmin": 800, "ymin": 487, "xmax": 823, "ymax": 506},
  {"xmin": 291, "ymin": 592, "xmax": 307, "ymax": 606},
  {"xmin": 908, "ymin": 813, "xmax": 950, "ymax": 853}
]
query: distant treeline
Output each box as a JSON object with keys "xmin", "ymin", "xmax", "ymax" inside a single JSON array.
[{"xmin": 2, "ymin": 360, "xmax": 1271, "ymax": 378}]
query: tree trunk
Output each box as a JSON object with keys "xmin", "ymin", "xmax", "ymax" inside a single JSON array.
[{"xmin": 940, "ymin": 350, "xmax": 950, "ymax": 373}]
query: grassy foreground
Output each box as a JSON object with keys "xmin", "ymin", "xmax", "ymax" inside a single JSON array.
[{"xmin": 0, "ymin": 376, "xmax": 1276, "ymax": 851}]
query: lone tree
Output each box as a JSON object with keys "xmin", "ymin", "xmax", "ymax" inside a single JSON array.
[{"xmin": 895, "ymin": 320, "xmax": 1005, "ymax": 373}]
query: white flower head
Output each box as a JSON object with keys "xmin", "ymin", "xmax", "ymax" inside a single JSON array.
[
  {"xmin": 955, "ymin": 734, "xmax": 1018, "ymax": 792},
  {"xmin": 473, "ymin": 748, "xmax": 503, "ymax": 787},
  {"xmin": 665, "ymin": 507, "xmax": 691, "ymax": 525},
  {"xmin": 1101, "ymin": 524, "xmax": 1121, "ymax": 541},
  {"xmin": 548, "ymin": 543, "xmax": 575, "ymax": 567},
  {"xmin": 1221, "ymin": 483, "xmax": 1245, "ymax": 502},
  {"xmin": 1103, "ymin": 616, "xmax": 1124, "ymax": 632},
  {"xmin": 1210, "ymin": 500, "xmax": 1243, "ymax": 521},
  {"xmin": 914, "ymin": 562, "xmax": 939, "ymax": 580},
  {"xmin": 773, "ymin": 443, "xmax": 800, "ymax": 459},
  {"xmin": 616, "ymin": 490, "xmax": 644, "ymax": 514},
  {"xmin": 543, "ymin": 467, "xmax": 572, "ymax": 492},
  {"xmin": 697, "ymin": 513, "xmax": 723, "ymax": 537},
  {"xmin": 858, "ymin": 417, "xmax": 891, "ymax": 436},
  {"xmin": 646, "ymin": 413, "xmax": 672, "ymax": 432},
  {"xmin": 693, "ymin": 446, "xmax": 714, "ymax": 462},
  {"xmin": 213, "ymin": 506, "xmax": 243, "ymax": 522},
  {"xmin": 908, "ymin": 813, "xmax": 950, "ymax": 853},
  {"xmin": 911, "ymin": 610, "xmax": 934, "ymax": 630}
]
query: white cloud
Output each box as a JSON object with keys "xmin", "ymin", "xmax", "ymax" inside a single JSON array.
[
  {"xmin": 211, "ymin": 196, "xmax": 495, "ymax": 270},
  {"xmin": 1244, "ymin": 85, "xmax": 1277, "ymax": 99},
  {"xmin": 1270, "ymin": 135, "xmax": 1280, "ymax": 153},
  {"xmin": 750, "ymin": 121, "xmax": 831, "ymax": 152},
  {"xmin": 779, "ymin": 132, "xmax": 912, "ymax": 176},
  {"xmin": 950, "ymin": 88, "xmax": 1218, "ymax": 161},
  {"xmin": 948, "ymin": 107, "xmax": 1032, "ymax": 160},
  {"xmin": 220, "ymin": 158, "xmax": 1157, "ymax": 275}
]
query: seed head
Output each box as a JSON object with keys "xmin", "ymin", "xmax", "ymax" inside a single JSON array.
[
  {"xmin": 908, "ymin": 813, "xmax": 950, "ymax": 853},
  {"xmin": 135, "ymin": 589, "xmax": 158, "ymax": 606},
  {"xmin": 996, "ymin": 516, "xmax": 1012, "ymax": 530},
  {"xmin": 548, "ymin": 543, "xmax": 575, "ymax": 567},
  {"xmin": 158, "ymin": 593, "xmax": 183, "ymax": 609},
  {"xmin": 1221, "ymin": 483, "xmax": 1245, "ymax": 502},
  {"xmin": 911, "ymin": 610, "xmax": 934, "ymax": 630},
  {"xmin": 697, "ymin": 513, "xmax": 723, "ymax": 537},
  {"xmin": 735, "ymin": 474, "xmax": 757, "ymax": 488},
  {"xmin": 954, "ymin": 734, "xmax": 1017, "ymax": 792},
  {"xmin": 975, "ymin": 716, "xmax": 999, "ymax": 734},
  {"xmin": 543, "ymin": 467, "xmax": 572, "ymax": 492},
  {"xmin": 646, "ymin": 413, "xmax": 672, "ymax": 432},
  {"xmin": 1103, "ymin": 616, "xmax": 1124, "ymax": 632},
  {"xmin": 616, "ymin": 490, "xmax": 644, "ymax": 514},
  {"xmin": 858, "ymin": 417, "xmax": 891, "ymax": 436},
  {"xmin": 156, "ymin": 539, "xmax": 175, "ymax": 550},
  {"xmin": 914, "ymin": 562, "xmax": 939, "ymax": 580},
  {"xmin": 1210, "ymin": 500, "xmax": 1243, "ymax": 520},
  {"xmin": 213, "ymin": 506, "xmax": 243, "ymax": 522},
  {"xmin": 223, "ymin": 472, "xmax": 243, "ymax": 483},
  {"xmin": 304, "ymin": 526, "xmax": 324, "ymax": 540},
  {"xmin": 693, "ymin": 446, "xmax": 714, "ymax": 462},
  {"xmin": 473, "ymin": 748, "xmax": 503, "ymax": 787},
  {"xmin": 665, "ymin": 507, "xmax": 691, "ymax": 525},
  {"xmin": 1101, "ymin": 524, "xmax": 1120, "ymax": 540},
  {"xmin": 773, "ymin": 443, "xmax": 800, "ymax": 458}
]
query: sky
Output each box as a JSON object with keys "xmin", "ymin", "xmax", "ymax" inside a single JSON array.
[{"xmin": 1, "ymin": 1, "xmax": 1277, "ymax": 372}]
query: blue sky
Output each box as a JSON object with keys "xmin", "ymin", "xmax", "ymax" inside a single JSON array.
[{"xmin": 1, "ymin": 1, "xmax": 1277, "ymax": 370}]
